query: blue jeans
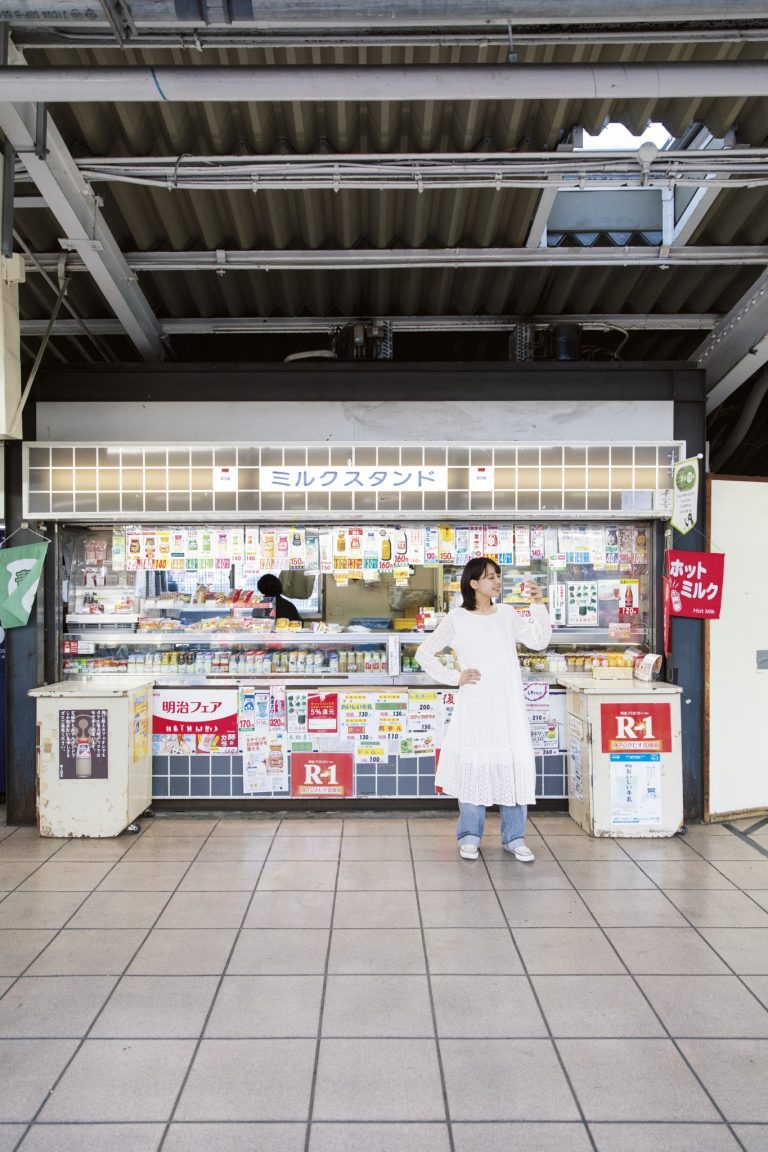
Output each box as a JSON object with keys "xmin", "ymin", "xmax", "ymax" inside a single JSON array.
[{"xmin": 457, "ymin": 801, "xmax": 527, "ymax": 849}]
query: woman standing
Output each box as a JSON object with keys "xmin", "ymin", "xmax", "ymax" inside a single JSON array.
[{"xmin": 415, "ymin": 557, "xmax": 552, "ymax": 860}]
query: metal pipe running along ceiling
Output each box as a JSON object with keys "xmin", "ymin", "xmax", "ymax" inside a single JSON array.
[
  {"xmin": 1, "ymin": 63, "xmax": 768, "ymax": 103},
  {"xmin": 23, "ymin": 245, "xmax": 768, "ymax": 272},
  {"xmin": 54, "ymin": 149, "xmax": 768, "ymax": 193}
]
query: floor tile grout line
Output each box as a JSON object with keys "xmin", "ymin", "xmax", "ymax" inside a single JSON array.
[
  {"xmin": 301, "ymin": 822, "xmax": 344, "ymax": 1152},
  {"xmin": 406, "ymin": 817, "xmax": 457, "ymax": 1152},
  {"xmin": 2, "ymin": 811, "xmax": 766, "ymax": 1145},
  {"xmin": 619, "ymin": 841, "xmax": 768, "ymax": 1017},
  {"xmin": 0, "ymin": 842, "xmax": 116, "ymax": 1007},
  {"xmin": 530, "ymin": 824, "xmax": 752, "ymax": 1149},
  {"xmin": 13, "ymin": 814, "xmax": 223, "ymax": 1152},
  {"xmin": 479, "ymin": 836, "xmax": 599, "ymax": 1152},
  {"xmin": 723, "ymin": 822, "xmax": 768, "ymax": 861},
  {"xmin": 155, "ymin": 814, "xmax": 284, "ymax": 1152}
]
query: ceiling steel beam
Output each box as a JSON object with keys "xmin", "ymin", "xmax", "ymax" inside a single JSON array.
[
  {"xmin": 0, "ymin": 46, "xmax": 165, "ymax": 361},
  {"xmin": 525, "ymin": 184, "xmax": 559, "ymax": 249},
  {"xmin": 48, "ymin": 148, "xmax": 768, "ymax": 193},
  {"xmin": 24, "ymin": 246, "xmax": 768, "ymax": 273},
  {"xmin": 1, "ymin": 62, "xmax": 767, "ymax": 104},
  {"xmin": 6, "ymin": 2, "xmax": 768, "ymax": 27},
  {"xmin": 20, "ymin": 314, "xmax": 720, "ymax": 337},
  {"xmin": 696, "ymin": 269, "xmax": 768, "ymax": 412},
  {"xmin": 672, "ymin": 186, "xmax": 723, "ymax": 245}
]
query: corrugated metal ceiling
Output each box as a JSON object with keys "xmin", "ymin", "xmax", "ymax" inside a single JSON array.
[{"xmin": 10, "ymin": 30, "xmax": 768, "ymax": 378}]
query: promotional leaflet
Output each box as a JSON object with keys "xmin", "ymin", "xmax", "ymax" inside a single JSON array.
[
  {"xmin": 339, "ymin": 693, "xmax": 377, "ymax": 741},
  {"xmin": 468, "ymin": 526, "xmax": 484, "ymax": 558},
  {"xmin": 610, "ymin": 753, "xmax": 662, "ymax": 825},
  {"xmin": 355, "ymin": 741, "xmax": 388, "ymax": 765},
  {"xmin": 497, "ymin": 526, "xmax": 514, "ymax": 565},
  {"xmin": 530, "ymin": 525, "xmax": 546, "ymax": 561},
  {"xmin": 514, "ymin": 524, "xmax": 531, "ymax": 567},
  {"xmin": 153, "ymin": 687, "xmax": 239, "ymax": 754},
  {"xmin": 618, "ymin": 578, "xmax": 639, "ymax": 618},
  {"xmin": 670, "ymin": 456, "xmax": 699, "ymax": 535},
  {"xmin": 666, "ymin": 550, "xmax": 724, "ymax": 619},
  {"xmin": 307, "ymin": 692, "xmax": 339, "ymax": 734},
  {"xmin": 59, "ymin": 708, "xmax": 109, "ymax": 780},
  {"xmin": 286, "ymin": 690, "xmax": 308, "ymax": 735},
  {"xmin": 376, "ymin": 692, "xmax": 409, "ymax": 741},
  {"xmin": 454, "ymin": 527, "xmax": 469, "ymax": 567},
  {"xmin": 600, "ymin": 702, "xmax": 672, "ymax": 753},
  {"xmin": 291, "ymin": 752, "xmax": 354, "ymax": 797},
  {"xmin": 439, "ymin": 526, "xmax": 456, "ymax": 564},
  {"xmin": 483, "ymin": 525, "xmax": 500, "ymax": 562},
  {"xmin": 407, "ymin": 689, "xmax": 440, "ymax": 733},
  {"xmin": 566, "ymin": 581, "xmax": 598, "ymax": 626}
]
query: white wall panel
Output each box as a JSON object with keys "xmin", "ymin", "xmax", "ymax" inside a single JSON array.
[
  {"xmin": 707, "ymin": 477, "xmax": 768, "ymax": 819},
  {"xmin": 36, "ymin": 399, "xmax": 674, "ymax": 444}
]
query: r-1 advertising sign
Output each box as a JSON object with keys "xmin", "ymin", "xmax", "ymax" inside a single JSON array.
[{"xmin": 291, "ymin": 752, "xmax": 354, "ymax": 797}]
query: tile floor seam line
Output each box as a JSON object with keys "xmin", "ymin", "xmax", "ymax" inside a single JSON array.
[
  {"xmin": 0, "ymin": 821, "xmax": 174, "ymax": 1013},
  {"xmin": 480, "ymin": 845, "xmax": 601, "ymax": 1152},
  {"xmin": 5, "ymin": 825, "xmax": 209, "ymax": 1151},
  {"xmin": 531, "ymin": 829, "xmax": 756, "ymax": 1145},
  {"xmin": 723, "ymin": 821, "xmax": 768, "ymax": 861},
  {"xmin": 14, "ymin": 814, "xmax": 224, "ymax": 1144},
  {"xmin": 0, "ymin": 848, "xmax": 97, "ymax": 1009},
  {"xmin": 680, "ymin": 826, "xmax": 768, "ymax": 870},
  {"xmin": 154, "ymin": 814, "xmax": 283, "ymax": 1152},
  {"xmin": 302, "ymin": 829, "xmax": 343, "ymax": 1152},
  {"xmin": 406, "ymin": 818, "xmax": 458, "ymax": 1152},
  {"xmin": 627, "ymin": 851, "xmax": 768, "ymax": 995}
]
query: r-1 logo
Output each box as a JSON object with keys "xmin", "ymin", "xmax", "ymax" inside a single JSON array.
[{"xmin": 303, "ymin": 760, "xmax": 338, "ymax": 786}]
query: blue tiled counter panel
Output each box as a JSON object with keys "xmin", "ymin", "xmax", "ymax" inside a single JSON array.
[{"xmin": 152, "ymin": 750, "xmax": 566, "ymax": 800}]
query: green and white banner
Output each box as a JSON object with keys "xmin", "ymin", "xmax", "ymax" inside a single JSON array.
[
  {"xmin": 670, "ymin": 457, "xmax": 699, "ymax": 535},
  {"xmin": 0, "ymin": 542, "xmax": 49, "ymax": 629}
]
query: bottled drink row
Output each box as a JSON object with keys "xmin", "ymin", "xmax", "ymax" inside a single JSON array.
[{"xmin": 62, "ymin": 644, "xmax": 389, "ymax": 678}]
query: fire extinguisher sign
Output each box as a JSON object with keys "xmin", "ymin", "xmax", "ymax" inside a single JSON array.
[{"xmin": 600, "ymin": 703, "xmax": 673, "ymax": 753}]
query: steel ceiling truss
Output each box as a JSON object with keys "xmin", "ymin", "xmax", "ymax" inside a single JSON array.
[
  {"xmin": 0, "ymin": 45, "xmax": 165, "ymax": 362},
  {"xmin": 697, "ymin": 269, "xmax": 768, "ymax": 412}
]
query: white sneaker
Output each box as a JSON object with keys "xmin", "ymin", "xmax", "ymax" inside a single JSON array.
[
  {"xmin": 504, "ymin": 842, "xmax": 535, "ymax": 862},
  {"xmin": 459, "ymin": 843, "xmax": 479, "ymax": 860}
]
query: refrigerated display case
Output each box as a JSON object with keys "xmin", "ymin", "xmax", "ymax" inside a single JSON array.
[{"xmin": 57, "ymin": 519, "xmax": 660, "ymax": 802}]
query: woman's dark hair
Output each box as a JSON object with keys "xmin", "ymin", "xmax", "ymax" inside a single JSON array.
[{"xmin": 460, "ymin": 557, "xmax": 501, "ymax": 611}]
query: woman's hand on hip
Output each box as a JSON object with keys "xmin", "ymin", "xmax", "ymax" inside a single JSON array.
[{"xmin": 458, "ymin": 668, "xmax": 481, "ymax": 686}]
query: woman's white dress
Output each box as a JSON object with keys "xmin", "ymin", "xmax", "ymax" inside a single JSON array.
[{"xmin": 415, "ymin": 604, "xmax": 552, "ymax": 807}]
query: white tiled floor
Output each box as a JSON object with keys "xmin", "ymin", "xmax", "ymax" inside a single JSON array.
[{"xmin": 1, "ymin": 806, "xmax": 767, "ymax": 1151}]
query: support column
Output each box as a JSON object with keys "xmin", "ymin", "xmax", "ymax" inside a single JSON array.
[
  {"xmin": 670, "ymin": 384, "xmax": 707, "ymax": 823},
  {"xmin": 4, "ymin": 432, "xmax": 44, "ymax": 825},
  {"xmin": 0, "ymin": 251, "xmax": 24, "ymax": 437}
]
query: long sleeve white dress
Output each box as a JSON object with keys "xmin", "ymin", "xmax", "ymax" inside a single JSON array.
[{"xmin": 415, "ymin": 604, "xmax": 552, "ymax": 807}]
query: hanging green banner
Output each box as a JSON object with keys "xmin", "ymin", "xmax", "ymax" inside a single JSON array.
[
  {"xmin": 0, "ymin": 541, "xmax": 49, "ymax": 629},
  {"xmin": 670, "ymin": 457, "xmax": 699, "ymax": 535}
]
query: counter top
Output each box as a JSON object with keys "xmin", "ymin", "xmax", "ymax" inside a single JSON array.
[
  {"xmin": 556, "ymin": 673, "xmax": 682, "ymax": 695},
  {"xmin": 30, "ymin": 677, "xmax": 155, "ymax": 698}
]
